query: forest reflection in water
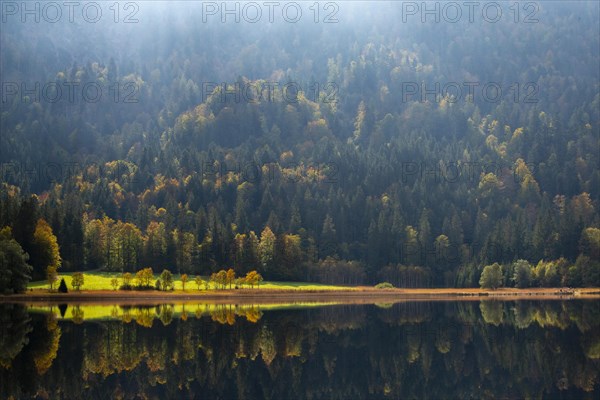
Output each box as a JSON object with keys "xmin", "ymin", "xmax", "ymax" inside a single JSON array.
[{"xmin": 0, "ymin": 300, "xmax": 599, "ymax": 399}]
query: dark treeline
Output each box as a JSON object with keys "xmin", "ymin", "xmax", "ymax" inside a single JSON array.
[
  {"xmin": 1, "ymin": 301, "xmax": 599, "ymax": 398},
  {"xmin": 0, "ymin": 2, "xmax": 599, "ymax": 287}
]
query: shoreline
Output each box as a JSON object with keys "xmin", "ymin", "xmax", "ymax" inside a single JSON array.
[{"xmin": 2, "ymin": 287, "xmax": 600, "ymax": 305}]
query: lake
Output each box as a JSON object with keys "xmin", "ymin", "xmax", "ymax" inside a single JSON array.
[{"xmin": 1, "ymin": 300, "xmax": 599, "ymax": 399}]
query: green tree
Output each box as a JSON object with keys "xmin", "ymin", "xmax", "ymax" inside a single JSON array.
[
  {"xmin": 226, "ymin": 268, "xmax": 236, "ymax": 289},
  {"xmin": 110, "ymin": 277, "xmax": 119, "ymax": 290},
  {"xmin": 115, "ymin": 222, "xmax": 143, "ymax": 272},
  {"xmin": 160, "ymin": 269, "xmax": 174, "ymax": 291},
  {"xmin": 144, "ymin": 221, "xmax": 168, "ymax": 267},
  {"xmin": 434, "ymin": 234, "xmax": 450, "ymax": 265},
  {"xmin": 281, "ymin": 234, "xmax": 302, "ymax": 279},
  {"xmin": 135, "ymin": 268, "xmax": 154, "ymax": 288},
  {"xmin": 58, "ymin": 278, "xmax": 68, "ymax": 293},
  {"xmin": 46, "ymin": 266, "xmax": 58, "ymax": 290},
  {"xmin": 0, "ymin": 227, "xmax": 32, "ymax": 294},
  {"xmin": 71, "ymin": 272, "xmax": 84, "ymax": 291},
  {"xmin": 194, "ymin": 275, "xmax": 204, "ymax": 290},
  {"xmin": 404, "ymin": 226, "xmax": 420, "ymax": 266},
  {"xmin": 512, "ymin": 259, "xmax": 532, "ymax": 288},
  {"xmin": 12, "ymin": 196, "xmax": 38, "ymax": 275},
  {"xmin": 32, "ymin": 219, "xmax": 61, "ymax": 279},
  {"xmin": 259, "ymin": 226, "xmax": 276, "ymax": 273},
  {"xmin": 479, "ymin": 263, "xmax": 503, "ymax": 289},
  {"xmin": 122, "ymin": 272, "xmax": 133, "ymax": 287},
  {"xmin": 321, "ymin": 214, "xmax": 338, "ymax": 258},
  {"xmin": 580, "ymin": 227, "xmax": 600, "ymax": 261},
  {"xmin": 83, "ymin": 217, "xmax": 109, "ymax": 269},
  {"xmin": 418, "ymin": 210, "xmax": 431, "ymax": 252},
  {"xmin": 173, "ymin": 229, "xmax": 196, "ymax": 274},
  {"xmin": 233, "ymin": 233, "xmax": 247, "ymax": 271},
  {"xmin": 244, "ymin": 231, "xmax": 260, "ymax": 272},
  {"xmin": 180, "ymin": 273, "xmax": 188, "ymax": 291},
  {"xmin": 245, "ymin": 270, "xmax": 263, "ymax": 288},
  {"xmin": 575, "ymin": 254, "xmax": 600, "ymax": 287},
  {"xmin": 235, "ymin": 277, "xmax": 246, "ymax": 288},
  {"xmin": 216, "ymin": 270, "xmax": 227, "ymax": 289}
]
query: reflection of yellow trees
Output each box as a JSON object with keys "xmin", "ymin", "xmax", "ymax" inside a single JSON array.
[
  {"xmin": 149, "ymin": 372, "xmax": 167, "ymax": 385},
  {"xmin": 210, "ymin": 305, "xmax": 236, "ymax": 325},
  {"xmin": 33, "ymin": 315, "xmax": 61, "ymax": 375},
  {"xmin": 420, "ymin": 341, "xmax": 432, "ymax": 378},
  {"xmin": 206, "ymin": 305, "xmax": 264, "ymax": 324},
  {"xmin": 480, "ymin": 301, "xmax": 503, "ymax": 326},
  {"xmin": 475, "ymin": 302, "xmax": 579, "ymax": 331},
  {"xmin": 235, "ymin": 337, "xmax": 247, "ymax": 359},
  {"xmin": 564, "ymin": 302, "xmax": 597, "ymax": 333},
  {"xmin": 434, "ymin": 329, "xmax": 451, "ymax": 354},
  {"xmin": 31, "ymin": 303, "xmax": 269, "ymax": 325},
  {"xmin": 146, "ymin": 341, "xmax": 167, "ymax": 372},
  {"xmin": 10, "ymin": 301, "xmax": 599, "ymax": 398},
  {"xmin": 177, "ymin": 325, "xmax": 195, "ymax": 363},
  {"xmin": 121, "ymin": 309, "xmax": 133, "ymax": 323},
  {"xmin": 256, "ymin": 326, "xmax": 276, "ymax": 365},
  {"xmin": 134, "ymin": 308, "xmax": 154, "ymax": 328},
  {"xmin": 84, "ymin": 325, "xmax": 121, "ymax": 377},
  {"xmin": 323, "ymin": 354, "xmax": 336, "ymax": 377},
  {"xmin": 316, "ymin": 306, "xmax": 366, "ymax": 333},
  {"xmin": 583, "ymin": 336, "xmax": 600, "ymax": 359},
  {"xmin": 513, "ymin": 304, "xmax": 535, "ymax": 329},
  {"xmin": 571, "ymin": 365, "xmax": 598, "ymax": 392},
  {"xmin": 242, "ymin": 307, "xmax": 262, "ymax": 323},
  {"xmin": 181, "ymin": 306, "xmax": 188, "ymax": 321},
  {"xmin": 406, "ymin": 334, "xmax": 420, "ymax": 364},
  {"xmin": 529, "ymin": 305, "xmax": 567, "ymax": 329},
  {"xmin": 71, "ymin": 306, "xmax": 84, "ymax": 324},
  {"xmin": 159, "ymin": 305, "xmax": 174, "ymax": 326},
  {"xmin": 283, "ymin": 327, "xmax": 303, "ymax": 357},
  {"xmin": 82, "ymin": 323, "xmax": 195, "ymax": 380},
  {"xmin": 226, "ymin": 310, "xmax": 236, "ymax": 325},
  {"xmin": 83, "ymin": 324, "xmax": 149, "ymax": 378}
]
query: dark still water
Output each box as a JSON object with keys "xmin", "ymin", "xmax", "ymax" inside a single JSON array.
[{"xmin": 1, "ymin": 300, "xmax": 599, "ymax": 399}]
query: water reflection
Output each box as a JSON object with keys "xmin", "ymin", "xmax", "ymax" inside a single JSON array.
[{"xmin": 0, "ymin": 300, "xmax": 598, "ymax": 399}]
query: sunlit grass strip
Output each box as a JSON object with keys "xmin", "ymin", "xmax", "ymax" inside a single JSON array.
[
  {"xmin": 28, "ymin": 272, "xmax": 121, "ymax": 290},
  {"xmin": 28, "ymin": 272, "xmax": 353, "ymax": 291}
]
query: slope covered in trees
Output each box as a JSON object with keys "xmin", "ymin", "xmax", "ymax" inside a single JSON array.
[{"xmin": 0, "ymin": 2, "xmax": 598, "ymax": 287}]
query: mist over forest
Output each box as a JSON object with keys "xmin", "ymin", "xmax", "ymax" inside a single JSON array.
[{"xmin": 1, "ymin": 1, "xmax": 599, "ymax": 289}]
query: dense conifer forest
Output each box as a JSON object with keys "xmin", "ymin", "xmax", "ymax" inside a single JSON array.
[{"xmin": 1, "ymin": 2, "xmax": 598, "ymax": 289}]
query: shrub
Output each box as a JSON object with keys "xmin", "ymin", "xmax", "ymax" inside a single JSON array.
[
  {"xmin": 160, "ymin": 270, "xmax": 173, "ymax": 291},
  {"xmin": 58, "ymin": 278, "xmax": 68, "ymax": 293},
  {"xmin": 134, "ymin": 284, "xmax": 156, "ymax": 291},
  {"xmin": 375, "ymin": 282, "xmax": 394, "ymax": 289},
  {"xmin": 71, "ymin": 272, "xmax": 84, "ymax": 291}
]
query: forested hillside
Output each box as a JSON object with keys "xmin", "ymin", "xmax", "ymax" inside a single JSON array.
[{"xmin": 1, "ymin": 1, "xmax": 599, "ymax": 288}]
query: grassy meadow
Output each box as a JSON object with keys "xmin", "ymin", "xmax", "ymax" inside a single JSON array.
[{"xmin": 28, "ymin": 271, "xmax": 354, "ymax": 292}]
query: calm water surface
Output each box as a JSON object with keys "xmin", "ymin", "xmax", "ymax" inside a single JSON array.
[{"xmin": 1, "ymin": 300, "xmax": 599, "ymax": 399}]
